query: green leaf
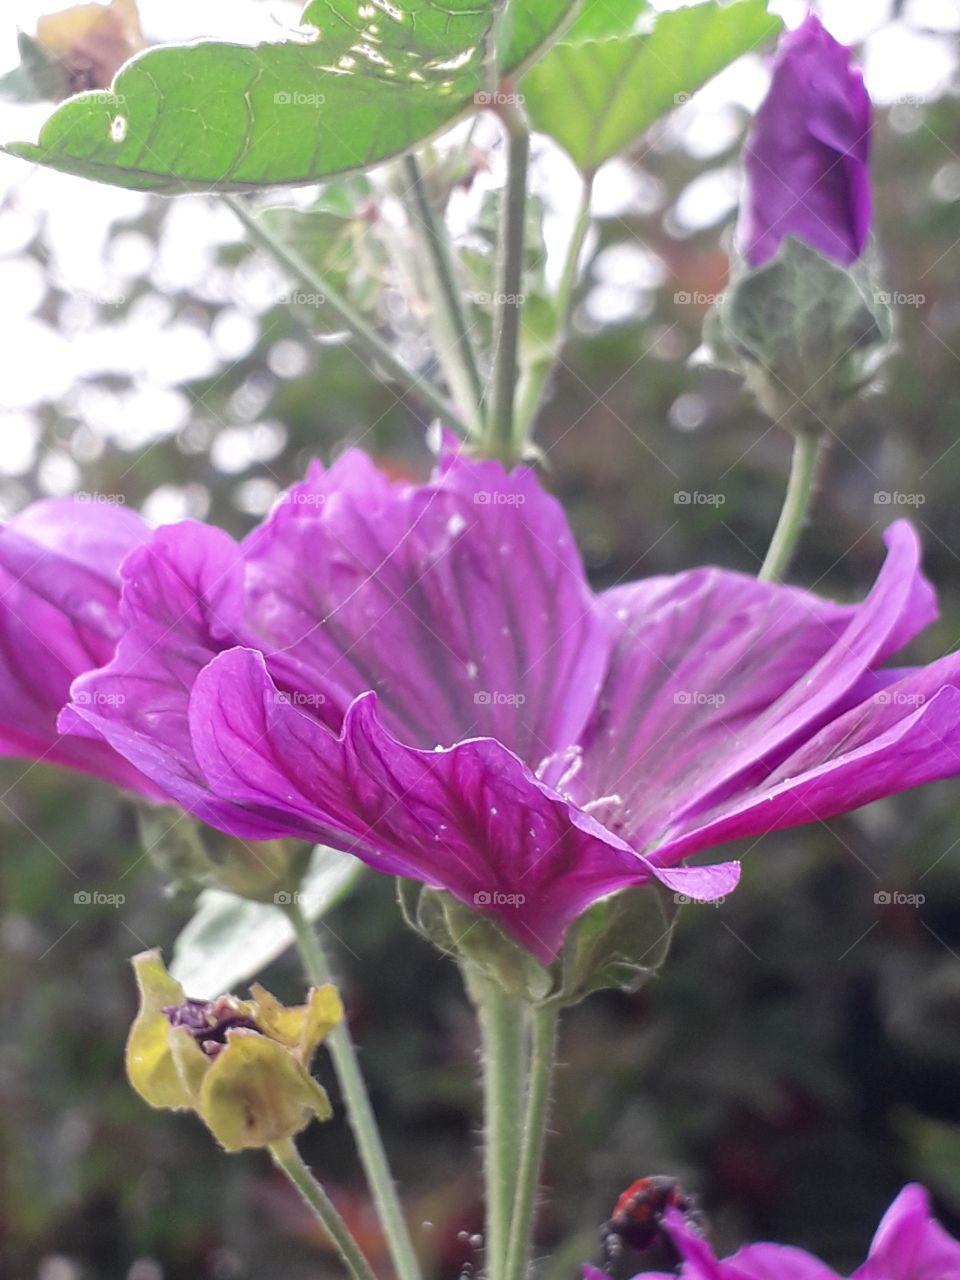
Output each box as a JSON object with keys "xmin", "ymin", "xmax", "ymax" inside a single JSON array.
[
  {"xmin": 521, "ymin": 0, "xmax": 782, "ymax": 175},
  {"xmin": 563, "ymin": 0, "xmax": 648, "ymax": 41},
  {"xmin": 4, "ymin": 0, "xmax": 578, "ymax": 192},
  {"xmin": 170, "ymin": 846, "xmax": 362, "ymax": 998}
]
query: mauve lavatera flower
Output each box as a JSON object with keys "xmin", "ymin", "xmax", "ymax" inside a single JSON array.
[
  {"xmin": 583, "ymin": 1183, "xmax": 960, "ymax": 1280},
  {"xmin": 738, "ymin": 12, "xmax": 872, "ymax": 268},
  {"xmin": 2, "ymin": 445, "xmax": 960, "ymax": 963}
]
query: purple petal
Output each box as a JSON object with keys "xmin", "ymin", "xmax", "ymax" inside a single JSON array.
[
  {"xmin": 0, "ymin": 499, "xmax": 160, "ymax": 794},
  {"xmin": 655, "ymin": 655, "xmax": 960, "ymax": 865},
  {"xmin": 61, "ymin": 521, "xmax": 280, "ymax": 831},
  {"xmin": 854, "ymin": 1184, "xmax": 960, "ymax": 1280},
  {"xmin": 188, "ymin": 646, "xmax": 681, "ymax": 963},
  {"xmin": 240, "ymin": 447, "xmax": 612, "ymax": 765},
  {"xmin": 578, "ymin": 523, "xmax": 931, "ymax": 848},
  {"xmin": 720, "ymin": 1244, "xmax": 841, "ymax": 1280},
  {"xmin": 738, "ymin": 13, "xmax": 872, "ymax": 266}
]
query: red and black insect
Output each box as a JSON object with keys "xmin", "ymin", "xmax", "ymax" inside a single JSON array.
[{"xmin": 601, "ymin": 1176, "xmax": 700, "ymax": 1269}]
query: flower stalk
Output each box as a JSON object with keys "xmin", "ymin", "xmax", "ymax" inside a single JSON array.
[
  {"xmin": 515, "ymin": 173, "xmax": 593, "ymax": 439},
  {"xmin": 485, "ymin": 99, "xmax": 531, "ymax": 464},
  {"xmin": 285, "ymin": 901, "xmax": 423, "ymax": 1280},
  {"xmin": 400, "ymin": 152, "xmax": 486, "ymax": 431},
  {"xmin": 759, "ymin": 428, "xmax": 825, "ymax": 583},
  {"xmin": 469, "ymin": 973, "xmax": 528, "ymax": 1280},
  {"xmin": 224, "ymin": 195, "xmax": 467, "ymax": 436},
  {"xmin": 502, "ymin": 1004, "xmax": 559, "ymax": 1280},
  {"xmin": 270, "ymin": 1137, "xmax": 381, "ymax": 1280}
]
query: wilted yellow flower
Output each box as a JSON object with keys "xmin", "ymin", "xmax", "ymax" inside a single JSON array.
[{"xmin": 126, "ymin": 950, "xmax": 342, "ymax": 1152}]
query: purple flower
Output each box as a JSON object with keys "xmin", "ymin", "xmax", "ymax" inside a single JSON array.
[
  {"xmin": 0, "ymin": 498, "xmax": 162, "ymax": 797},
  {"xmin": 4, "ymin": 446, "xmax": 960, "ymax": 962},
  {"xmin": 738, "ymin": 12, "xmax": 871, "ymax": 268},
  {"xmin": 584, "ymin": 1184, "xmax": 960, "ymax": 1279}
]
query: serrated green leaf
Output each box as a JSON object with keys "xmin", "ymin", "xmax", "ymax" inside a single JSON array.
[
  {"xmin": 521, "ymin": 0, "xmax": 782, "ymax": 175},
  {"xmin": 4, "ymin": 0, "xmax": 579, "ymax": 193},
  {"xmin": 170, "ymin": 846, "xmax": 362, "ymax": 998}
]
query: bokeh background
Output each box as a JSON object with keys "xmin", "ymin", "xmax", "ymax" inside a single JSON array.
[{"xmin": 2, "ymin": 1, "xmax": 960, "ymax": 1277}]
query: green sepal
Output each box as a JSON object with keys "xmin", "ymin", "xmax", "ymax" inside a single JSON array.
[
  {"xmin": 702, "ymin": 237, "xmax": 895, "ymax": 431},
  {"xmin": 554, "ymin": 884, "xmax": 677, "ymax": 1006},
  {"xmin": 135, "ymin": 802, "xmax": 312, "ymax": 904}
]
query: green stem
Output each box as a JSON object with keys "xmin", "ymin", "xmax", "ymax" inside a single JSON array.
[
  {"xmin": 286, "ymin": 903, "xmax": 423, "ymax": 1280},
  {"xmin": 225, "ymin": 195, "xmax": 467, "ymax": 436},
  {"xmin": 758, "ymin": 429, "xmax": 825, "ymax": 583},
  {"xmin": 400, "ymin": 153, "xmax": 485, "ymax": 428},
  {"xmin": 484, "ymin": 104, "xmax": 530, "ymax": 464},
  {"xmin": 502, "ymin": 1005, "xmax": 559, "ymax": 1280},
  {"xmin": 515, "ymin": 174, "xmax": 593, "ymax": 440},
  {"xmin": 270, "ymin": 1137, "xmax": 380, "ymax": 1280},
  {"xmin": 468, "ymin": 973, "xmax": 527, "ymax": 1280}
]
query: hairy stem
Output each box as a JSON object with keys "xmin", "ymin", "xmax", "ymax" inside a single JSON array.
[
  {"xmin": 468, "ymin": 972, "xmax": 527, "ymax": 1280},
  {"xmin": 225, "ymin": 195, "xmax": 466, "ymax": 436},
  {"xmin": 502, "ymin": 1005, "xmax": 559, "ymax": 1280},
  {"xmin": 286, "ymin": 902, "xmax": 423, "ymax": 1280},
  {"xmin": 270, "ymin": 1137, "xmax": 380, "ymax": 1280},
  {"xmin": 759, "ymin": 428, "xmax": 826, "ymax": 582},
  {"xmin": 400, "ymin": 152, "xmax": 485, "ymax": 429},
  {"xmin": 484, "ymin": 103, "xmax": 530, "ymax": 463},
  {"xmin": 515, "ymin": 174, "xmax": 593, "ymax": 439}
]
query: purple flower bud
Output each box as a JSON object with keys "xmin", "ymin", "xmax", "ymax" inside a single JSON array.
[{"xmin": 738, "ymin": 12, "xmax": 871, "ymax": 268}]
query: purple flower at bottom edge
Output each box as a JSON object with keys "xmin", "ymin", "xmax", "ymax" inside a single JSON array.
[
  {"xmin": 737, "ymin": 12, "xmax": 872, "ymax": 268},
  {"xmin": 2, "ymin": 443, "xmax": 960, "ymax": 963},
  {"xmin": 584, "ymin": 1185, "xmax": 960, "ymax": 1279}
]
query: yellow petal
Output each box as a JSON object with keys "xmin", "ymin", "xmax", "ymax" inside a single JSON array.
[
  {"xmin": 126, "ymin": 950, "xmax": 193, "ymax": 1110},
  {"xmin": 299, "ymin": 984, "xmax": 344, "ymax": 1062},
  {"xmin": 198, "ymin": 1030, "xmax": 332, "ymax": 1152},
  {"xmin": 168, "ymin": 1025, "xmax": 211, "ymax": 1105},
  {"xmin": 249, "ymin": 983, "xmax": 343, "ymax": 1062}
]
